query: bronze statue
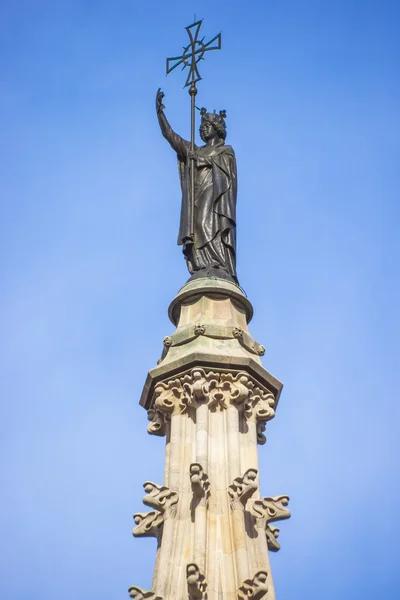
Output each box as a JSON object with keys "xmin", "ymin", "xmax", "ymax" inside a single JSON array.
[
  {"xmin": 156, "ymin": 20, "xmax": 238, "ymax": 283},
  {"xmin": 156, "ymin": 89, "xmax": 238, "ymax": 282}
]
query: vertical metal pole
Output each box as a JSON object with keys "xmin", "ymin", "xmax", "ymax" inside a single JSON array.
[{"xmin": 189, "ymin": 82, "xmax": 197, "ymax": 240}]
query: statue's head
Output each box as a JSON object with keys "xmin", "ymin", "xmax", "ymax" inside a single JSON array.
[{"xmin": 199, "ymin": 108, "xmax": 227, "ymax": 143}]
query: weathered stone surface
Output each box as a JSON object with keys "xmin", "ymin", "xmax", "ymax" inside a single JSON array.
[
  {"xmin": 131, "ymin": 280, "xmax": 289, "ymax": 600},
  {"xmin": 168, "ymin": 278, "xmax": 253, "ymax": 326},
  {"xmin": 143, "ymin": 368, "xmax": 277, "ymax": 429},
  {"xmin": 140, "ymin": 279, "xmax": 282, "ymax": 412}
]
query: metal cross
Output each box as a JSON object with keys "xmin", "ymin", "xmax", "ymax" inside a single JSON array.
[{"xmin": 166, "ymin": 20, "xmax": 222, "ymax": 87}]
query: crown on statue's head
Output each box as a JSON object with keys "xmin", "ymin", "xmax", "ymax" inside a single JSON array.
[
  {"xmin": 200, "ymin": 107, "xmax": 227, "ymax": 124},
  {"xmin": 199, "ymin": 107, "xmax": 227, "ymax": 140}
]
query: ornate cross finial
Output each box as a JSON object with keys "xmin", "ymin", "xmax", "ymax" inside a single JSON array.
[{"xmin": 166, "ymin": 20, "xmax": 222, "ymax": 87}]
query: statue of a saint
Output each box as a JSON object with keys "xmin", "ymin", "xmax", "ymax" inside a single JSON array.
[{"xmin": 156, "ymin": 89, "xmax": 238, "ymax": 282}]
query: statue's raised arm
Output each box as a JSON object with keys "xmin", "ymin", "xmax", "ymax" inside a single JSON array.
[{"xmin": 156, "ymin": 89, "xmax": 190, "ymax": 159}]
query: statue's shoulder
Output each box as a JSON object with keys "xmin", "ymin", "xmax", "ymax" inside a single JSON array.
[
  {"xmin": 211, "ymin": 144, "xmax": 235, "ymax": 157},
  {"xmin": 222, "ymin": 145, "xmax": 235, "ymax": 156}
]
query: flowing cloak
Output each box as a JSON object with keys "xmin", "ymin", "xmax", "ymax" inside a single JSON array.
[{"xmin": 168, "ymin": 132, "xmax": 237, "ymax": 279}]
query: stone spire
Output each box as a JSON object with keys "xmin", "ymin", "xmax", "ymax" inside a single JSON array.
[{"xmin": 129, "ymin": 277, "xmax": 290, "ymax": 600}]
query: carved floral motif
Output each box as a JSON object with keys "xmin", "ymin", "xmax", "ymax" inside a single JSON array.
[
  {"xmin": 187, "ymin": 563, "xmax": 207, "ymax": 600},
  {"xmin": 228, "ymin": 468, "xmax": 258, "ymax": 510},
  {"xmin": 147, "ymin": 369, "xmax": 276, "ymax": 430},
  {"xmin": 193, "ymin": 324, "xmax": 206, "ymax": 336},
  {"xmin": 238, "ymin": 571, "xmax": 269, "ymax": 600}
]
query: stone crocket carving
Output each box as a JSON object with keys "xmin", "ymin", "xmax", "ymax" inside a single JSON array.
[
  {"xmin": 228, "ymin": 468, "xmax": 258, "ymax": 510},
  {"xmin": 132, "ymin": 511, "xmax": 164, "ymax": 538},
  {"xmin": 187, "ymin": 562, "xmax": 207, "ymax": 600},
  {"xmin": 128, "ymin": 586, "xmax": 162, "ymax": 600},
  {"xmin": 189, "ymin": 463, "xmax": 210, "ymax": 505},
  {"xmin": 265, "ymin": 524, "xmax": 281, "ymax": 551},
  {"xmin": 244, "ymin": 388, "xmax": 276, "ymax": 423},
  {"xmin": 146, "ymin": 369, "xmax": 277, "ymax": 422},
  {"xmin": 142, "ymin": 481, "xmax": 179, "ymax": 518},
  {"xmin": 250, "ymin": 495, "xmax": 290, "ymax": 551},
  {"xmin": 238, "ymin": 571, "xmax": 269, "ymax": 600}
]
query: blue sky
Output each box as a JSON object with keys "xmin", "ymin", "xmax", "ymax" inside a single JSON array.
[{"xmin": 1, "ymin": 1, "xmax": 399, "ymax": 599}]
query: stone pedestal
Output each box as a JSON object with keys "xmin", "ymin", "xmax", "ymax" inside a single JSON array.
[{"xmin": 130, "ymin": 278, "xmax": 290, "ymax": 600}]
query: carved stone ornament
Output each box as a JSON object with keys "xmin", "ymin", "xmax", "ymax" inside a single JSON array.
[
  {"xmin": 190, "ymin": 463, "xmax": 210, "ymax": 505},
  {"xmin": 228, "ymin": 468, "xmax": 258, "ymax": 510},
  {"xmin": 132, "ymin": 511, "xmax": 164, "ymax": 538},
  {"xmin": 142, "ymin": 481, "xmax": 179, "ymax": 517},
  {"xmin": 256, "ymin": 421, "xmax": 267, "ymax": 445},
  {"xmin": 193, "ymin": 323, "xmax": 206, "ymax": 336},
  {"xmin": 250, "ymin": 495, "xmax": 290, "ymax": 552},
  {"xmin": 148, "ymin": 369, "xmax": 275, "ymax": 424},
  {"xmin": 244, "ymin": 388, "xmax": 275, "ymax": 424},
  {"xmin": 238, "ymin": 571, "xmax": 269, "ymax": 600},
  {"xmin": 187, "ymin": 562, "xmax": 208, "ymax": 600},
  {"xmin": 147, "ymin": 407, "xmax": 170, "ymax": 437},
  {"xmin": 265, "ymin": 524, "xmax": 281, "ymax": 552},
  {"xmin": 251, "ymin": 495, "xmax": 290, "ymax": 525},
  {"xmin": 128, "ymin": 586, "xmax": 162, "ymax": 600},
  {"xmin": 153, "ymin": 378, "xmax": 190, "ymax": 414},
  {"xmin": 157, "ymin": 324, "xmax": 265, "ymax": 363}
]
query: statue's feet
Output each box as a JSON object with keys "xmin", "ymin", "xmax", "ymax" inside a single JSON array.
[{"xmin": 187, "ymin": 266, "xmax": 237, "ymax": 284}]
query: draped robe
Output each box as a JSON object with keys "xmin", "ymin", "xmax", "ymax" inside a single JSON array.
[{"xmin": 162, "ymin": 125, "xmax": 237, "ymax": 281}]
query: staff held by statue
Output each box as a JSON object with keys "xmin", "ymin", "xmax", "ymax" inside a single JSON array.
[
  {"xmin": 166, "ymin": 20, "xmax": 222, "ymax": 242},
  {"xmin": 156, "ymin": 19, "xmax": 238, "ymax": 283}
]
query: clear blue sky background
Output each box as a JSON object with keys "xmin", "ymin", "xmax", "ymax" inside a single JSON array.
[{"xmin": 1, "ymin": 1, "xmax": 399, "ymax": 599}]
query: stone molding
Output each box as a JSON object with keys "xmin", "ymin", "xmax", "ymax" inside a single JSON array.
[
  {"xmin": 128, "ymin": 586, "xmax": 162, "ymax": 600},
  {"xmin": 140, "ymin": 354, "xmax": 283, "ymax": 412},
  {"xmin": 250, "ymin": 495, "xmax": 290, "ymax": 552},
  {"xmin": 186, "ymin": 563, "xmax": 208, "ymax": 600},
  {"xmin": 189, "ymin": 463, "xmax": 210, "ymax": 506},
  {"xmin": 228, "ymin": 468, "xmax": 258, "ymax": 511},
  {"xmin": 158, "ymin": 323, "xmax": 265, "ymax": 364},
  {"xmin": 132, "ymin": 511, "xmax": 164, "ymax": 538},
  {"xmin": 238, "ymin": 571, "xmax": 269, "ymax": 600},
  {"xmin": 168, "ymin": 278, "xmax": 254, "ymax": 326},
  {"xmin": 147, "ymin": 368, "xmax": 276, "ymax": 434}
]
